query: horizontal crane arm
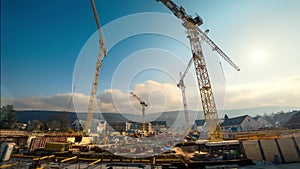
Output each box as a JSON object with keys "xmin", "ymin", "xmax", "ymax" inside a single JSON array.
[
  {"xmin": 197, "ymin": 28, "xmax": 240, "ymax": 71},
  {"xmin": 178, "ymin": 58, "xmax": 193, "ymax": 86},
  {"xmin": 130, "ymin": 92, "xmax": 148, "ymax": 107}
]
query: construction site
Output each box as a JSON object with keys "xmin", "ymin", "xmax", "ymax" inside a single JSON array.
[{"xmin": 1, "ymin": 0, "xmax": 300, "ymax": 169}]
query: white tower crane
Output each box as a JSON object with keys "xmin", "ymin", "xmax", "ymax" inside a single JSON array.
[
  {"xmin": 177, "ymin": 58, "xmax": 193, "ymax": 133},
  {"xmin": 156, "ymin": 0, "xmax": 240, "ymax": 142},
  {"xmin": 130, "ymin": 92, "xmax": 148, "ymax": 132},
  {"xmin": 85, "ymin": 0, "xmax": 107, "ymax": 134}
]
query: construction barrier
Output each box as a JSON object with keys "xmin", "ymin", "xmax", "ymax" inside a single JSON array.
[{"xmin": 29, "ymin": 137, "xmax": 67, "ymax": 151}]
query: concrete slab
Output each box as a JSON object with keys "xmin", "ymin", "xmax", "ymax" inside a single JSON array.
[
  {"xmin": 294, "ymin": 137, "xmax": 300, "ymax": 149},
  {"xmin": 260, "ymin": 140, "xmax": 282, "ymax": 163},
  {"xmin": 277, "ymin": 138, "xmax": 300, "ymax": 163},
  {"xmin": 242, "ymin": 140, "xmax": 263, "ymax": 161}
]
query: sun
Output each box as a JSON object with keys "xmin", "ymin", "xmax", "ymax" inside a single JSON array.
[{"xmin": 251, "ymin": 50, "xmax": 268, "ymax": 64}]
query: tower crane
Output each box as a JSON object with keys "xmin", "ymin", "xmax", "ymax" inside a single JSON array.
[
  {"xmin": 177, "ymin": 58, "xmax": 193, "ymax": 133},
  {"xmin": 156, "ymin": 0, "xmax": 240, "ymax": 142},
  {"xmin": 178, "ymin": 30, "xmax": 209, "ymax": 134},
  {"xmin": 130, "ymin": 92, "xmax": 148, "ymax": 132},
  {"xmin": 85, "ymin": 0, "xmax": 107, "ymax": 134}
]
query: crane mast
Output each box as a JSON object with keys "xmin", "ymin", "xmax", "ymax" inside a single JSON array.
[
  {"xmin": 85, "ymin": 0, "xmax": 107, "ymax": 134},
  {"xmin": 177, "ymin": 58, "xmax": 193, "ymax": 133},
  {"xmin": 131, "ymin": 92, "xmax": 148, "ymax": 132},
  {"xmin": 178, "ymin": 30, "xmax": 208, "ymax": 134},
  {"xmin": 156, "ymin": 0, "xmax": 240, "ymax": 142}
]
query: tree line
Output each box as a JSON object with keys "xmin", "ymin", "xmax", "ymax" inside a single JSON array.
[{"xmin": 0, "ymin": 105, "xmax": 74, "ymax": 132}]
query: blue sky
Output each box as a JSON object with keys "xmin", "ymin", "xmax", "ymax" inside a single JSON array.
[{"xmin": 1, "ymin": 0, "xmax": 300, "ymax": 111}]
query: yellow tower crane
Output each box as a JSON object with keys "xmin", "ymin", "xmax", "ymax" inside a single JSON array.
[
  {"xmin": 178, "ymin": 30, "xmax": 209, "ymax": 134},
  {"xmin": 130, "ymin": 92, "xmax": 149, "ymax": 132},
  {"xmin": 85, "ymin": 0, "xmax": 107, "ymax": 134},
  {"xmin": 156, "ymin": 0, "xmax": 240, "ymax": 142}
]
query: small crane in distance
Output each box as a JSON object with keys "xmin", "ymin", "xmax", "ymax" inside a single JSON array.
[
  {"xmin": 130, "ymin": 92, "xmax": 149, "ymax": 133},
  {"xmin": 85, "ymin": 0, "xmax": 107, "ymax": 134}
]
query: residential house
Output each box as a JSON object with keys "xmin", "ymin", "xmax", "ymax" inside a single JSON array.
[
  {"xmin": 285, "ymin": 111, "xmax": 300, "ymax": 129},
  {"xmin": 150, "ymin": 121, "xmax": 167, "ymax": 132},
  {"xmin": 71, "ymin": 119, "xmax": 106, "ymax": 133},
  {"xmin": 107, "ymin": 121, "xmax": 126, "ymax": 133},
  {"xmin": 193, "ymin": 119, "xmax": 205, "ymax": 132},
  {"xmin": 71, "ymin": 119, "xmax": 83, "ymax": 131},
  {"xmin": 253, "ymin": 116, "xmax": 273, "ymax": 129},
  {"xmin": 125, "ymin": 121, "xmax": 153, "ymax": 132},
  {"xmin": 96, "ymin": 120, "xmax": 106, "ymax": 134},
  {"xmin": 221, "ymin": 115, "xmax": 259, "ymax": 132}
]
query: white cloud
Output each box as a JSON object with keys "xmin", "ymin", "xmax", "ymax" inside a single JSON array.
[
  {"xmin": 1, "ymin": 80, "xmax": 186, "ymax": 113},
  {"xmin": 96, "ymin": 80, "xmax": 183, "ymax": 114},
  {"xmin": 2, "ymin": 76, "xmax": 299, "ymax": 113},
  {"xmin": 225, "ymin": 75, "xmax": 300, "ymax": 109}
]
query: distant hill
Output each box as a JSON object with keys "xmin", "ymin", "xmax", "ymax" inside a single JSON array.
[
  {"xmin": 221, "ymin": 106, "xmax": 300, "ymax": 118},
  {"xmin": 16, "ymin": 110, "xmax": 77, "ymax": 126},
  {"xmin": 75, "ymin": 110, "xmax": 200, "ymax": 128},
  {"xmin": 16, "ymin": 106, "xmax": 299, "ymax": 128}
]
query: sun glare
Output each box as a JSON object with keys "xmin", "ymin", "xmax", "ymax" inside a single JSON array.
[{"xmin": 251, "ymin": 50, "xmax": 267, "ymax": 64}]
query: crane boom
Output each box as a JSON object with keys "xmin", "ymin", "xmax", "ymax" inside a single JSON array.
[
  {"xmin": 85, "ymin": 0, "xmax": 107, "ymax": 134},
  {"xmin": 179, "ymin": 58, "xmax": 194, "ymax": 83},
  {"xmin": 156, "ymin": 0, "xmax": 240, "ymax": 141},
  {"xmin": 130, "ymin": 92, "xmax": 148, "ymax": 132},
  {"xmin": 197, "ymin": 29, "xmax": 240, "ymax": 71}
]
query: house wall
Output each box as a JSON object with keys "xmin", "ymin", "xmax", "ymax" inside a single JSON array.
[
  {"xmin": 222, "ymin": 125, "xmax": 242, "ymax": 132},
  {"xmin": 153, "ymin": 124, "xmax": 167, "ymax": 132},
  {"xmin": 96, "ymin": 121, "xmax": 106, "ymax": 133},
  {"xmin": 240, "ymin": 116, "xmax": 259, "ymax": 131},
  {"xmin": 256, "ymin": 117, "xmax": 273, "ymax": 128}
]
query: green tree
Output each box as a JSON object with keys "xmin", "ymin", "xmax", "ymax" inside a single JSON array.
[
  {"xmin": 29, "ymin": 120, "xmax": 44, "ymax": 131},
  {"xmin": 0, "ymin": 105, "xmax": 19, "ymax": 129}
]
